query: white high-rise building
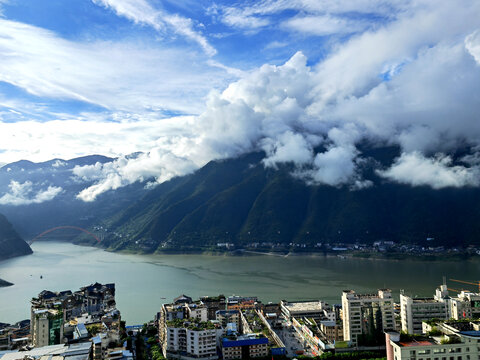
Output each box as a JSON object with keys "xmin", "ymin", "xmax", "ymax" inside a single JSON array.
[
  {"xmin": 400, "ymin": 285, "xmax": 450, "ymax": 334},
  {"xmin": 342, "ymin": 289, "xmax": 395, "ymax": 346}
]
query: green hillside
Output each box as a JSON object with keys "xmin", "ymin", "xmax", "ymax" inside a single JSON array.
[{"xmin": 97, "ymin": 150, "xmax": 480, "ymax": 252}]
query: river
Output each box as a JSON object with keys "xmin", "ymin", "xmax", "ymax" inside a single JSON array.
[{"xmin": 0, "ymin": 241, "xmax": 477, "ymax": 325}]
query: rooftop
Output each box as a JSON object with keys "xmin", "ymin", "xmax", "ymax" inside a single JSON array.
[{"xmin": 283, "ymin": 301, "xmax": 326, "ymax": 312}]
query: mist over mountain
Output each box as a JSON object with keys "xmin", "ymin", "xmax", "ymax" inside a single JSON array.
[
  {"xmin": 92, "ymin": 148, "xmax": 480, "ymax": 253},
  {"xmin": 0, "ymin": 155, "xmax": 150, "ymax": 238}
]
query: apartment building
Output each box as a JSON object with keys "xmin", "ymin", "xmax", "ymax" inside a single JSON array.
[
  {"xmin": 163, "ymin": 320, "xmax": 220, "ymax": 360},
  {"xmin": 400, "ymin": 285, "xmax": 450, "ymax": 334},
  {"xmin": 186, "ymin": 304, "xmax": 208, "ymax": 322},
  {"xmin": 342, "ymin": 289, "xmax": 395, "ymax": 346},
  {"xmin": 222, "ymin": 334, "xmax": 268, "ymax": 360},
  {"xmin": 31, "ymin": 309, "xmax": 64, "ymax": 347},
  {"xmin": 386, "ymin": 320, "xmax": 480, "ymax": 360},
  {"xmin": 216, "ymin": 310, "xmax": 240, "ymax": 328}
]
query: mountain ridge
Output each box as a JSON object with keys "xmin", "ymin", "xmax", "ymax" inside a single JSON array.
[{"xmin": 94, "ymin": 148, "xmax": 480, "ymax": 252}]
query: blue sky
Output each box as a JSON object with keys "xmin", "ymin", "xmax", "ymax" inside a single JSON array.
[
  {"xmin": 1, "ymin": 0, "xmax": 480, "ymax": 202},
  {"xmin": 0, "ymin": 0, "xmax": 398, "ymax": 122}
]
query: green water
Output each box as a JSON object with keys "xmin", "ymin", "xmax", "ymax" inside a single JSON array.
[{"xmin": 0, "ymin": 241, "xmax": 477, "ymax": 324}]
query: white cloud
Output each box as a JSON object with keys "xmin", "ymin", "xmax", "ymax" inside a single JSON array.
[
  {"xmin": 378, "ymin": 152, "xmax": 480, "ymax": 189},
  {"xmin": 0, "ymin": 19, "xmax": 232, "ymax": 114},
  {"xmin": 0, "ymin": 181, "xmax": 63, "ymax": 205},
  {"xmin": 308, "ymin": 145, "xmax": 359, "ymax": 186},
  {"xmin": 93, "ymin": 0, "xmax": 216, "ymax": 56},
  {"xmin": 262, "ymin": 131, "xmax": 313, "ymax": 167},
  {"xmin": 4, "ymin": 1, "xmax": 480, "ymax": 199},
  {"xmin": 0, "ymin": 116, "xmax": 196, "ymax": 164},
  {"xmin": 73, "ymin": 0, "xmax": 480, "ymax": 198},
  {"xmin": 283, "ymin": 15, "xmax": 369, "ymax": 36},
  {"xmin": 74, "ymin": 149, "xmax": 197, "ymax": 202},
  {"xmin": 213, "ymin": 0, "xmax": 410, "ymax": 34},
  {"xmin": 219, "ymin": 6, "xmax": 270, "ymax": 29},
  {"xmin": 465, "ymin": 30, "xmax": 480, "ymax": 64}
]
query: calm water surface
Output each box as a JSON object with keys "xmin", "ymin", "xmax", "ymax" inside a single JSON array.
[{"xmin": 0, "ymin": 241, "xmax": 477, "ymax": 324}]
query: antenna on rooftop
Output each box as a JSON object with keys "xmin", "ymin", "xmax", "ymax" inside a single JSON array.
[{"xmin": 443, "ymin": 276, "xmax": 446, "ymax": 286}]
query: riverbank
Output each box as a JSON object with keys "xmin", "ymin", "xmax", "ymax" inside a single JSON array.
[
  {"xmin": 126, "ymin": 247, "xmax": 480, "ymax": 262},
  {"xmin": 71, "ymin": 237, "xmax": 480, "ymax": 261}
]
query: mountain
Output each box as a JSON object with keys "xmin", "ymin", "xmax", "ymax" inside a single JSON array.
[
  {"xmin": 97, "ymin": 148, "xmax": 480, "ymax": 252},
  {"xmin": 0, "ymin": 155, "xmax": 149, "ymax": 239},
  {"xmin": 0, "ymin": 213, "xmax": 32, "ymax": 260}
]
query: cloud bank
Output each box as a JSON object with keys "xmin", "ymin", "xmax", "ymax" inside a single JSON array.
[
  {"xmin": 73, "ymin": 0, "xmax": 480, "ymax": 200},
  {"xmin": 3, "ymin": 0, "xmax": 480, "ymax": 201},
  {"xmin": 0, "ymin": 181, "xmax": 62, "ymax": 206}
]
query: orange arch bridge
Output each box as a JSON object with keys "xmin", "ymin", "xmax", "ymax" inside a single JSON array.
[{"xmin": 29, "ymin": 226, "xmax": 101, "ymax": 245}]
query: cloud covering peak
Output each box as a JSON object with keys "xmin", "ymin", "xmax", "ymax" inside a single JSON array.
[{"xmin": 2, "ymin": 0, "xmax": 480, "ymax": 201}]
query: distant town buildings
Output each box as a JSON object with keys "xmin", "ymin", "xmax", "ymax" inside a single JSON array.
[{"xmin": 0, "ymin": 283, "xmax": 131, "ymax": 360}]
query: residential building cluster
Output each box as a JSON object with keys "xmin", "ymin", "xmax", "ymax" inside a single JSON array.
[
  {"xmin": 0, "ymin": 283, "xmax": 132, "ymax": 360},
  {"xmin": 158, "ymin": 295, "xmax": 277, "ymax": 360},
  {"xmin": 4, "ymin": 281, "xmax": 480, "ymax": 360}
]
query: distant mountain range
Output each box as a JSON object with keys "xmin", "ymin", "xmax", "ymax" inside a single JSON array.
[
  {"xmin": 1, "ymin": 148, "xmax": 480, "ymax": 254},
  {"xmin": 96, "ymin": 148, "xmax": 480, "ymax": 252},
  {"xmin": 0, "ymin": 213, "xmax": 31, "ymax": 261},
  {"xmin": 0, "ymin": 155, "xmax": 149, "ymax": 239}
]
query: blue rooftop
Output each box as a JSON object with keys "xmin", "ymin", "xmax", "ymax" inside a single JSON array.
[
  {"xmin": 459, "ymin": 331, "xmax": 480, "ymax": 337},
  {"xmin": 222, "ymin": 337, "xmax": 268, "ymax": 348}
]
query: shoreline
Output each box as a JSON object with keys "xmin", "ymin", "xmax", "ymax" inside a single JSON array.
[
  {"xmin": 44, "ymin": 239, "xmax": 480, "ymax": 262},
  {"xmin": 105, "ymin": 246, "xmax": 480, "ymax": 262}
]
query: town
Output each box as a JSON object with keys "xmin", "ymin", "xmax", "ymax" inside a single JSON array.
[{"xmin": 1, "ymin": 282, "xmax": 480, "ymax": 360}]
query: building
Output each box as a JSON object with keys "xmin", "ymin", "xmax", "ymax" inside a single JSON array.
[
  {"xmin": 31, "ymin": 309, "xmax": 64, "ymax": 347},
  {"xmin": 162, "ymin": 319, "xmax": 220, "ymax": 360},
  {"xmin": 199, "ymin": 296, "xmax": 226, "ymax": 320},
  {"xmin": 386, "ymin": 320, "xmax": 480, "ymax": 360},
  {"xmin": 400, "ymin": 285, "xmax": 450, "ymax": 334},
  {"xmin": 342, "ymin": 289, "xmax": 395, "ymax": 346},
  {"xmin": 159, "ymin": 300, "xmax": 223, "ymax": 360},
  {"xmin": 30, "ymin": 283, "xmax": 121, "ymax": 351},
  {"xmin": 280, "ymin": 300, "xmax": 335, "ymax": 322},
  {"xmin": 319, "ymin": 320, "xmax": 344, "ymax": 343},
  {"xmin": 186, "ymin": 304, "xmax": 208, "ymax": 322},
  {"xmin": 0, "ymin": 342, "xmax": 92, "ymax": 360},
  {"xmin": 291, "ymin": 317, "xmax": 335, "ymax": 355},
  {"xmin": 222, "ymin": 334, "xmax": 268, "ymax": 360},
  {"xmin": 216, "ymin": 310, "xmax": 240, "ymax": 328},
  {"xmin": 226, "ymin": 296, "xmax": 258, "ymax": 311},
  {"xmin": 450, "ymin": 291, "xmax": 480, "ymax": 320}
]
